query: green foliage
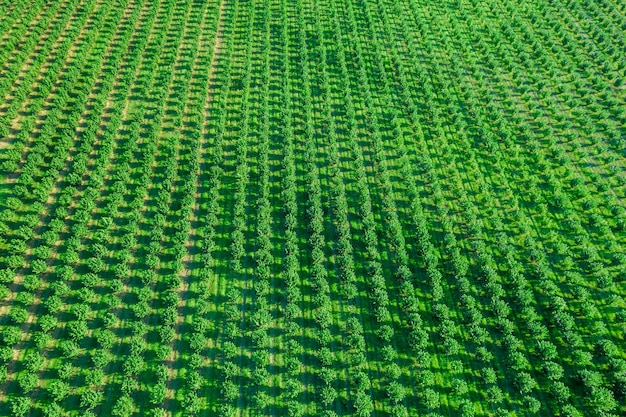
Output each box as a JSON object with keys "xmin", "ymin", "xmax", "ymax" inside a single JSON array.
[
  {"xmin": 112, "ymin": 395, "xmax": 134, "ymax": 417},
  {"xmin": 2, "ymin": 326, "xmax": 21, "ymax": 345},
  {"xmin": 17, "ymin": 372, "xmax": 38, "ymax": 393},
  {"xmin": 47, "ymin": 380, "xmax": 70, "ymax": 401},
  {"xmin": 149, "ymin": 383, "xmax": 166, "ymax": 405},
  {"xmin": 353, "ymin": 391, "xmax": 373, "ymax": 417},
  {"xmin": 320, "ymin": 386, "xmax": 337, "ymax": 406},
  {"xmin": 10, "ymin": 397, "xmax": 31, "ymax": 417},
  {"xmin": 43, "ymin": 402, "xmax": 63, "ymax": 417},
  {"xmin": 10, "ymin": 306, "xmax": 28, "ymax": 324}
]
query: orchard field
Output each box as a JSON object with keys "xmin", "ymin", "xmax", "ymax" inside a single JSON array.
[{"xmin": 0, "ymin": 0, "xmax": 625, "ymax": 416}]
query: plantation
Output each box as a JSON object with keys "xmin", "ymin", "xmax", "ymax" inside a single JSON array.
[{"xmin": 0, "ymin": 0, "xmax": 625, "ymax": 415}]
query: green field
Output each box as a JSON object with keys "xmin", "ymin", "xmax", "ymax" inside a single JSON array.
[{"xmin": 0, "ymin": 0, "xmax": 625, "ymax": 416}]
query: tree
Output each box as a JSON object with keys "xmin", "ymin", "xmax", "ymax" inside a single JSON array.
[
  {"xmin": 68, "ymin": 320, "xmax": 88, "ymax": 340},
  {"xmin": 10, "ymin": 306, "xmax": 28, "ymax": 324},
  {"xmin": 218, "ymin": 404, "xmax": 237, "ymax": 417},
  {"xmin": 320, "ymin": 386, "xmax": 337, "ymax": 406},
  {"xmin": 543, "ymin": 361, "xmax": 564, "ymax": 381},
  {"xmin": 459, "ymin": 399, "xmax": 475, "ymax": 417},
  {"xmin": 487, "ymin": 386, "xmax": 503, "ymax": 405},
  {"xmin": 10, "ymin": 397, "xmax": 30, "ymax": 417},
  {"xmin": 112, "ymin": 395, "xmax": 134, "ymax": 417},
  {"xmin": 43, "ymin": 402, "xmax": 63, "ymax": 417},
  {"xmin": 377, "ymin": 325, "xmax": 394, "ymax": 342},
  {"xmin": 132, "ymin": 302, "xmax": 150, "ymax": 318},
  {"xmin": 80, "ymin": 389, "xmax": 103, "ymax": 410},
  {"xmin": 25, "ymin": 351, "xmax": 45, "ymax": 372},
  {"xmin": 17, "ymin": 372, "xmax": 38, "ymax": 393},
  {"xmin": 390, "ymin": 405, "xmax": 408, "ymax": 417},
  {"xmin": 252, "ymin": 367, "xmax": 269, "ymax": 385},
  {"xmin": 222, "ymin": 380, "xmax": 238, "ymax": 401},
  {"xmin": 189, "ymin": 353, "xmax": 203, "ymax": 370},
  {"xmin": 481, "ymin": 367, "xmax": 497, "ymax": 384},
  {"xmin": 183, "ymin": 392, "xmax": 202, "ymax": 416},
  {"xmin": 189, "ymin": 332, "xmax": 206, "ymax": 352},
  {"xmin": 422, "ymin": 388, "xmax": 440, "ymax": 410},
  {"xmin": 71, "ymin": 304, "xmax": 91, "ymax": 321},
  {"xmin": 45, "ymin": 296, "xmax": 63, "ymax": 314},
  {"xmin": 253, "ymin": 392, "xmax": 270, "ymax": 412},
  {"xmin": 121, "ymin": 378, "xmax": 139, "ymax": 395},
  {"xmin": 47, "ymin": 380, "xmax": 70, "ymax": 401},
  {"xmin": 387, "ymin": 381, "xmax": 405, "ymax": 404},
  {"xmin": 23, "ymin": 275, "xmax": 42, "ymax": 291},
  {"xmin": 524, "ymin": 395, "xmax": 541, "ymax": 414},
  {"xmin": 536, "ymin": 340, "xmax": 558, "ymax": 361},
  {"xmin": 159, "ymin": 325, "xmax": 175, "ymax": 344},
  {"xmin": 95, "ymin": 329, "xmax": 115, "ymax": 349},
  {"xmin": 318, "ymin": 347, "xmax": 333, "ymax": 366},
  {"xmin": 123, "ymin": 354, "xmax": 144, "ymax": 376},
  {"xmin": 550, "ymin": 381, "xmax": 570, "ymax": 404},
  {"xmin": 283, "ymin": 377, "xmax": 300, "ymax": 400},
  {"xmin": 151, "ymin": 409, "xmax": 167, "ymax": 417},
  {"xmin": 286, "ymin": 400, "xmax": 305, "ymax": 417},
  {"xmin": 186, "ymin": 370, "xmax": 204, "ymax": 391},
  {"xmin": 85, "ymin": 368, "xmax": 105, "ymax": 386},
  {"xmin": 353, "ymin": 391, "xmax": 373, "ymax": 417},
  {"xmin": 87, "ymin": 257, "xmax": 105, "ymax": 273},
  {"xmin": 31, "ymin": 259, "xmax": 47, "ymax": 274},
  {"xmin": 315, "ymin": 367, "xmax": 335, "ymax": 387},
  {"xmin": 589, "ymin": 386, "xmax": 617, "ymax": 414},
  {"xmin": 560, "ymin": 405, "xmax": 583, "ymax": 417},
  {"xmin": 515, "ymin": 372, "xmax": 536, "ymax": 395},
  {"xmin": 58, "ymin": 363, "xmax": 74, "ymax": 380},
  {"xmin": 222, "ymin": 341, "xmax": 237, "ymax": 359},
  {"xmin": 451, "ymin": 378, "xmax": 468, "ymax": 396},
  {"xmin": 2, "ymin": 326, "xmax": 21, "ymax": 345}
]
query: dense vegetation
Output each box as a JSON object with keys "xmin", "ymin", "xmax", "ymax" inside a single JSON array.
[{"xmin": 0, "ymin": 0, "xmax": 624, "ymax": 416}]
